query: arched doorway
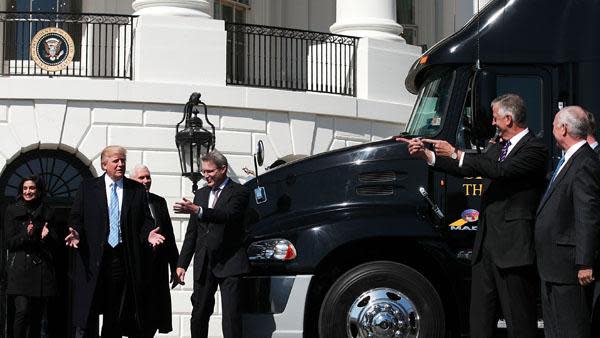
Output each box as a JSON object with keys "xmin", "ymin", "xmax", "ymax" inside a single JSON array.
[{"xmin": 0, "ymin": 149, "xmax": 94, "ymax": 338}]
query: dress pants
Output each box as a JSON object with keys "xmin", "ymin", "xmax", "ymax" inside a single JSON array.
[
  {"xmin": 190, "ymin": 263, "xmax": 243, "ymax": 338},
  {"xmin": 13, "ymin": 295, "xmax": 44, "ymax": 338},
  {"xmin": 470, "ymin": 248, "xmax": 537, "ymax": 338},
  {"xmin": 78, "ymin": 245, "xmax": 127, "ymax": 338},
  {"xmin": 541, "ymin": 281, "xmax": 591, "ymax": 338}
]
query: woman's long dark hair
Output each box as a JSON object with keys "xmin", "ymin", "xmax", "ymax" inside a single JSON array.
[{"xmin": 16, "ymin": 175, "xmax": 46, "ymax": 202}]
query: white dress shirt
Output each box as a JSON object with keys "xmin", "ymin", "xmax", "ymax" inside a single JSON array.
[
  {"xmin": 104, "ymin": 174, "xmax": 123, "ymax": 212},
  {"xmin": 553, "ymin": 140, "xmax": 587, "ymax": 178},
  {"xmin": 197, "ymin": 177, "xmax": 230, "ymax": 219},
  {"xmin": 427, "ymin": 129, "xmax": 531, "ymax": 167},
  {"xmin": 105, "ymin": 174, "xmax": 123, "ymax": 244}
]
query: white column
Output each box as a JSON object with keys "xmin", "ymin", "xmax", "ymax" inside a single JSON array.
[
  {"xmin": 328, "ymin": 0, "xmax": 421, "ymax": 105},
  {"xmin": 132, "ymin": 0, "xmax": 227, "ymax": 85},
  {"xmin": 132, "ymin": 0, "xmax": 212, "ymax": 17},
  {"xmin": 330, "ymin": 0, "xmax": 404, "ymax": 42}
]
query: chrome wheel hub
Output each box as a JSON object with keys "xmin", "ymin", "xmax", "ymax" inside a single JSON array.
[{"xmin": 346, "ymin": 288, "xmax": 420, "ymax": 338}]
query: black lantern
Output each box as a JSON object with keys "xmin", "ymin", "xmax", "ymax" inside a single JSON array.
[{"xmin": 176, "ymin": 92, "xmax": 216, "ymax": 192}]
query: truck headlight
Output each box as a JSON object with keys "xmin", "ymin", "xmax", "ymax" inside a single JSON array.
[{"xmin": 247, "ymin": 239, "xmax": 297, "ymax": 261}]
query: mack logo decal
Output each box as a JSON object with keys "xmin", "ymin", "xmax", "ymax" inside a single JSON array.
[{"xmin": 449, "ymin": 209, "xmax": 479, "ymax": 231}]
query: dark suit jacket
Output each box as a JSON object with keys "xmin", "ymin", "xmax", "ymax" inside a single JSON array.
[
  {"xmin": 535, "ymin": 144, "xmax": 600, "ymax": 284},
  {"xmin": 144, "ymin": 192, "xmax": 179, "ymax": 333},
  {"xmin": 69, "ymin": 175, "xmax": 154, "ymax": 330},
  {"xmin": 435, "ymin": 132, "xmax": 548, "ymax": 268},
  {"xmin": 594, "ymin": 144, "xmax": 600, "ymax": 156},
  {"xmin": 178, "ymin": 179, "xmax": 250, "ymax": 279}
]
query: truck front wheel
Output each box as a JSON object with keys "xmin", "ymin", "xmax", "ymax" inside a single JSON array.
[{"xmin": 318, "ymin": 261, "xmax": 445, "ymax": 338}]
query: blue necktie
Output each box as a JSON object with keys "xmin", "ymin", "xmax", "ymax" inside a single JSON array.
[
  {"xmin": 498, "ymin": 140, "xmax": 511, "ymax": 162},
  {"xmin": 542, "ymin": 156, "xmax": 565, "ymax": 200},
  {"xmin": 108, "ymin": 182, "xmax": 120, "ymax": 247}
]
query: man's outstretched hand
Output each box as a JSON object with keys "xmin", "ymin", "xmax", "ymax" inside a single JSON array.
[
  {"xmin": 148, "ymin": 227, "xmax": 165, "ymax": 247},
  {"xmin": 422, "ymin": 139, "xmax": 460, "ymax": 159},
  {"xmin": 65, "ymin": 227, "xmax": 80, "ymax": 248},
  {"xmin": 396, "ymin": 137, "xmax": 430, "ymax": 160}
]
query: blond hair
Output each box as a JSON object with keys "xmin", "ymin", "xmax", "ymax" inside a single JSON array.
[{"xmin": 100, "ymin": 145, "xmax": 127, "ymax": 165}]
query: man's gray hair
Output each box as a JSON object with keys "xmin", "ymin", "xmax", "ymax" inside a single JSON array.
[
  {"xmin": 491, "ymin": 93, "xmax": 527, "ymax": 127},
  {"xmin": 557, "ymin": 106, "xmax": 589, "ymax": 139},
  {"xmin": 201, "ymin": 150, "xmax": 228, "ymax": 168},
  {"xmin": 131, "ymin": 164, "xmax": 149, "ymax": 177},
  {"xmin": 585, "ymin": 108, "xmax": 597, "ymax": 137}
]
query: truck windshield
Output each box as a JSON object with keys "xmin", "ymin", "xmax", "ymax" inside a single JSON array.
[{"xmin": 404, "ymin": 69, "xmax": 454, "ymax": 137}]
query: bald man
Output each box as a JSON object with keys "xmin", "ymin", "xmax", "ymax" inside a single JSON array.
[
  {"xmin": 536, "ymin": 106, "xmax": 600, "ymax": 338},
  {"xmin": 131, "ymin": 164, "xmax": 179, "ymax": 337}
]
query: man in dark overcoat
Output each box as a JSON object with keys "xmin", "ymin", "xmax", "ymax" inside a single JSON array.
[
  {"xmin": 131, "ymin": 164, "xmax": 180, "ymax": 337},
  {"xmin": 65, "ymin": 145, "xmax": 165, "ymax": 338}
]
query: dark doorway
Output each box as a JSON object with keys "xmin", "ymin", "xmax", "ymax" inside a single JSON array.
[{"xmin": 0, "ymin": 149, "xmax": 94, "ymax": 338}]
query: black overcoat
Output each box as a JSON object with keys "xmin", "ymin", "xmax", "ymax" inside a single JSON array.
[
  {"xmin": 143, "ymin": 192, "xmax": 179, "ymax": 333},
  {"xmin": 4, "ymin": 200, "xmax": 57, "ymax": 297},
  {"xmin": 68, "ymin": 175, "xmax": 154, "ymax": 331}
]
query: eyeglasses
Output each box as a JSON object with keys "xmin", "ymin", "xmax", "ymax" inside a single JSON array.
[{"xmin": 201, "ymin": 168, "xmax": 219, "ymax": 175}]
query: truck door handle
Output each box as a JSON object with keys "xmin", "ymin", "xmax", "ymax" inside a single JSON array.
[{"xmin": 419, "ymin": 187, "xmax": 444, "ymax": 219}]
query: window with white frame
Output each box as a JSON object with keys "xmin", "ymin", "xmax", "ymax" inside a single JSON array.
[
  {"xmin": 7, "ymin": 0, "xmax": 80, "ymax": 12},
  {"xmin": 6, "ymin": 0, "xmax": 82, "ymax": 60},
  {"xmin": 397, "ymin": 0, "xmax": 417, "ymax": 46},
  {"xmin": 214, "ymin": 0, "xmax": 249, "ymax": 23}
]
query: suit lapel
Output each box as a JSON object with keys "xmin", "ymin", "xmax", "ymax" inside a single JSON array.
[
  {"xmin": 504, "ymin": 133, "xmax": 531, "ymax": 160},
  {"xmin": 213, "ymin": 181, "xmax": 234, "ymax": 209},
  {"xmin": 95, "ymin": 175, "xmax": 109, "ymax": 226},
  {"xmin": 199, "ymin": 187, "xmax": 211, "ymax": 209},
  {"xmin": 121, "ymin": 178, "xmax": 133, "ymax": 224},
  {"xmin": 537, "ymin": 145, "xmax": 585, "ymax": 214}
]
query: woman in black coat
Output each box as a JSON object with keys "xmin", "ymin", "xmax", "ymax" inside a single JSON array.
[{"xmin": 4, "ymin": 176, "xmax": 56, "ymax": 338}]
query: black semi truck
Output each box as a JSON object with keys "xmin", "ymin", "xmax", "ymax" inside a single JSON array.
[{"xmin": 241, "ymin": 0, "xmax": 600, "ymax": 337}]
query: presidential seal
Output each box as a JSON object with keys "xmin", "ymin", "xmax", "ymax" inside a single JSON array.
[{"xmin": 30, "ymin": 27, "xmax": 75, "ymax": 72}]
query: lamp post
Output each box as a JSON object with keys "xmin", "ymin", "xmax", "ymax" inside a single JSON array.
[{"xmin": 176, "ymin": 92, "xmax": 216, "ymax": 192}]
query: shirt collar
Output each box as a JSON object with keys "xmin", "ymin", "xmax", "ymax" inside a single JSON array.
[
  {"xmin": 214, "ymin": 177, "xmax": 229, "ymax": 191},
  {"xmin": 506, "ymin": 128, "xmax": 529, "ymax": 146},
  {"xmin": 590, "ymin": 141, "xmax": 599, "ymax": 149},
  {"xmin": 104, "ymin": 174, "xmax": 123, "ymax": 188},
  {"xmin": 563, "ymin": 140, "xmax": 587, "ymax": 162}
]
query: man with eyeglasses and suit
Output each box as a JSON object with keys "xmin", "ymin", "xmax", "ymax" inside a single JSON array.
[{"xmin": 173, "ymin": 150, "xmax": 250, "ymax": 338}]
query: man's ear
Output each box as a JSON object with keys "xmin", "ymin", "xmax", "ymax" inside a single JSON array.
[{"xmin": 506, "ymin": 114, "xmax": 514, "ymax": 128}]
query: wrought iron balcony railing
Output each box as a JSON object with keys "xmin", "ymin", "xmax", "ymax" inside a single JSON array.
[
  {"xmin": 0, "ymin": 11, "xmax": 136, "ymax": 79},
  {"xmin": 225, "ymin": 23, "xmax": 359, "ymax": 96}
]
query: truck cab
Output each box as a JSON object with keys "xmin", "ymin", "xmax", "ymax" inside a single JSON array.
[{"xmin": 241, "ymin": 1, "xmax": 600, "ymax": 337}]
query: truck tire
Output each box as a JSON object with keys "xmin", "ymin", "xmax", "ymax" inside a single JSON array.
[{"xmin": 318, "ymin": 261, "xmax": 445, "ymax": 338}]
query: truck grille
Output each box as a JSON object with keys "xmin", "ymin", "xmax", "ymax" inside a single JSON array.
[
  {"xmin": 356, "ymin": 185, "xmax": 394, "ymax": 196},
  {"xmin": 358, "ymin": 171, "xmax": 396, "ymax": 183}
]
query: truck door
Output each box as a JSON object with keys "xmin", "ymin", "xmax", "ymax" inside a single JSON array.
[{"xmin": 441, "ymin": 66, "xmax": 552, "ymax": 259}]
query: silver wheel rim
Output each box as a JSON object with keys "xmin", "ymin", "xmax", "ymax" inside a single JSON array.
[{"xmin": 346, "ymin": 287, "xmax": 420, "ymax": 338}]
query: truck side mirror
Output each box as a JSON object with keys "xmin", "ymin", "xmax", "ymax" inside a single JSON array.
[
  {"xmin": 253, "ymin": 140, "xmax": 267, "ymax": 204},
  {"xmin": 255, "ymin": 140, "xmax": 264, "ymax": 167},
  {"xmin": 471, "ymin": 69, "xmax": 497, "ymax": 144}
]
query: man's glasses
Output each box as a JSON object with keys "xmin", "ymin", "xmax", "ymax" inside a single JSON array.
[{"xmin": 201, "ymin": 168, "xmax": 219, "ymax": 175}]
